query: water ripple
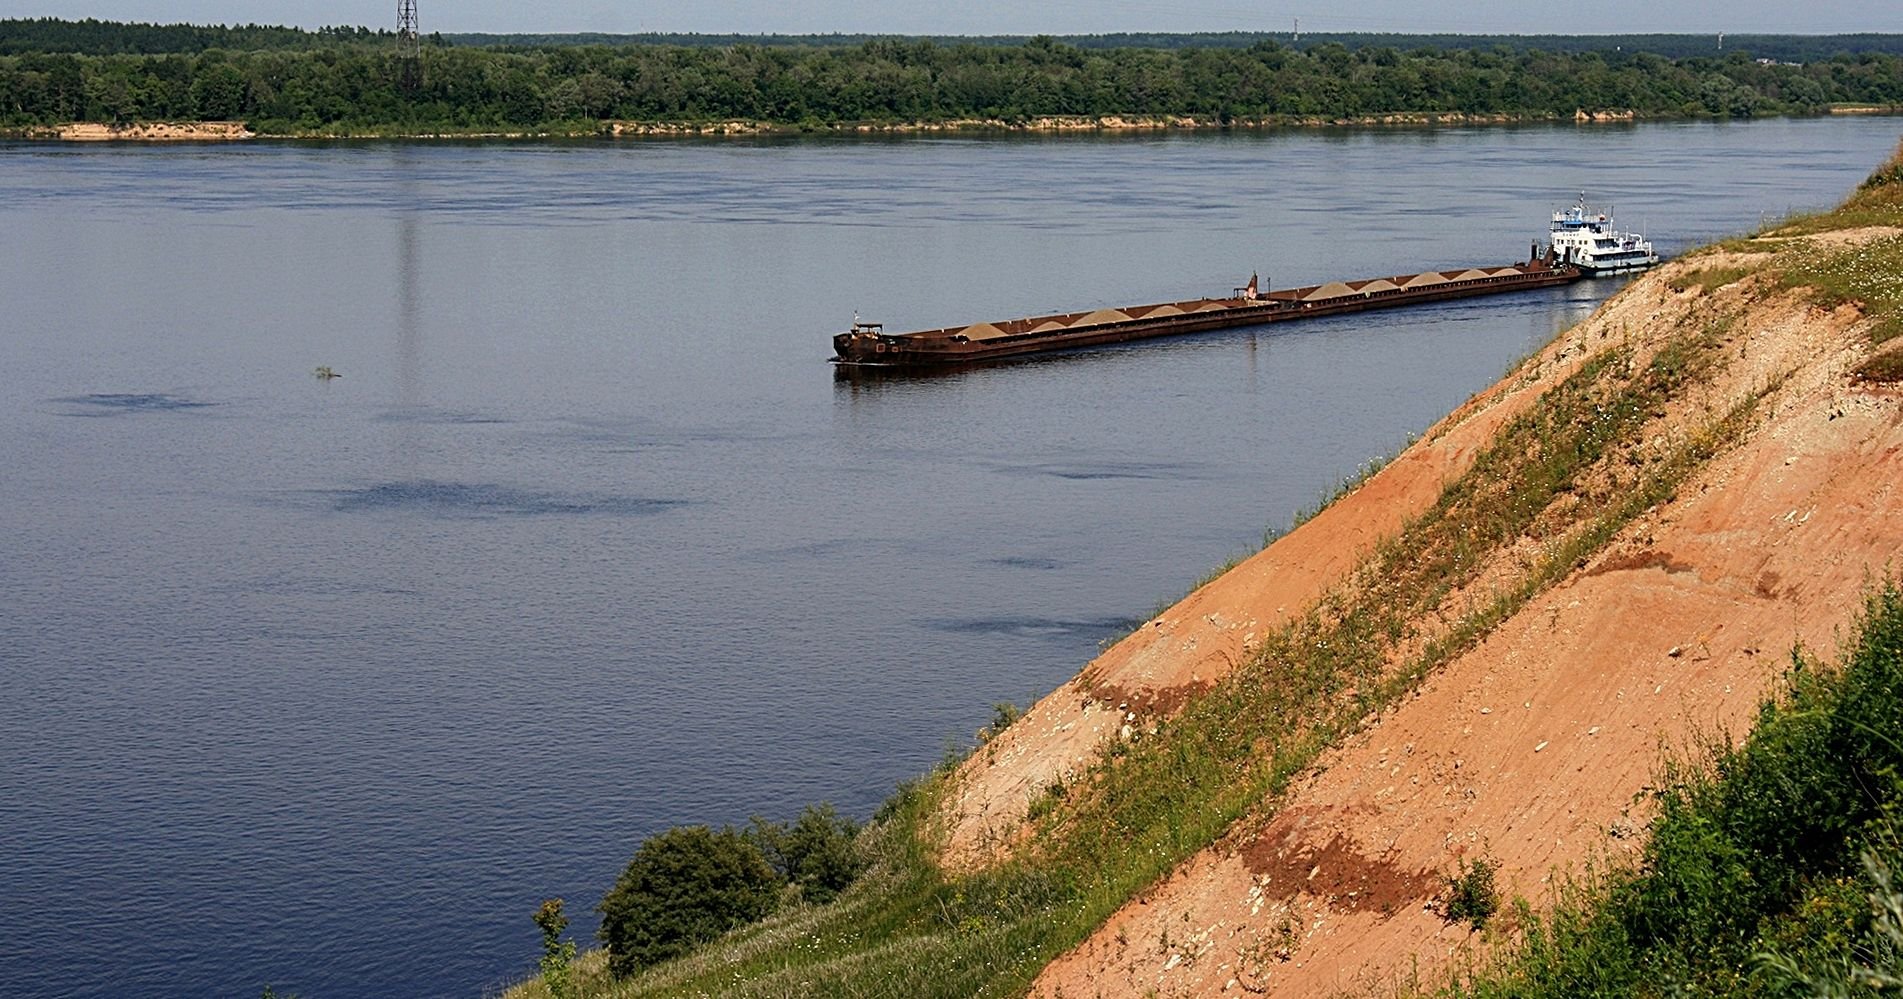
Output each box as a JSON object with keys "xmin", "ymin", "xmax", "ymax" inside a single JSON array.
[
  {"xmin": 987, "ymin": 556, "xmax": 1068, "ymax": 570},
  {"xmin": 206, "ymin": 573, "xmax": 424, "ymax": 598},
  {"xmin": 923, "ymin": 615, "xmax": 1138, "ymax": 639},
  {"xmin": 989, "ymin": 460, "xmax": 1201, "ymax": 481},
  {"xmin": 373, "ymin": 406, "xmax": 514, "ymax": 426},
  {"xmin": 52, "ymin": 392, "xmax": 220, "ymax": 416},
  {"xmin": 319, "ymin": 481, "xmax": 689, "ymax": 518}
]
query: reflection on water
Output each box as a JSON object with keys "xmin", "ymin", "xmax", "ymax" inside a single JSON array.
[
  {"xmin": 392, "ymin": 148, "xmax": 424, "ymax": 476},
  {"xmin": 2, "ymin": 117, "xmax": 1900, "ymax": 999}
]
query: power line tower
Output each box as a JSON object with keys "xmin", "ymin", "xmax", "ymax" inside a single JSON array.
[{"xmin": 396, "ymin": 0, "xmax": 421, "ymax": 93}]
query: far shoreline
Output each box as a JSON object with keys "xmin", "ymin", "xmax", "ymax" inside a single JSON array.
[{"xmin": 6, "ymin": 105, "xmax": 1900, "ymax": 143}]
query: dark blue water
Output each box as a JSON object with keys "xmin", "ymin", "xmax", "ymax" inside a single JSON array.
[{"xmin": 1, "ymin": 118, "xmax": 1897, "ymax": 998}]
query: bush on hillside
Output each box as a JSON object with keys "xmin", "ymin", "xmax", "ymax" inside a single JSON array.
[
  {"xmin": 597, "ymin": 825, "xmax": 780, "ymax": 978},
  {"xmin": 1442, "ymin": 856, "xmax": 1501, "ymax": 930},
  {"xmin": 1844, "ymin": 142, "xmax": 1903, "ymax": 217},
  {"xmin": 749, "ymin": 803, "xmax": 866, "ymax": 905},
  {"xmin": 531, "ymin": 898, "xmax": 575, "ymax": 999},
  {"xmin": 1861, "ymin": 150, "xmax": 1903, "ymax": 193}
]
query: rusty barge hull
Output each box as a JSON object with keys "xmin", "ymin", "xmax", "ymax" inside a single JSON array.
[{"xmin": 832, "ymin": 261, "xmax": 1582, "ymax": 367}]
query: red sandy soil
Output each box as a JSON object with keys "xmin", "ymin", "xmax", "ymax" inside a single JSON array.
[{"xmin": 939, "ymin": 233, "xmax": 1903, "ymax": 996}]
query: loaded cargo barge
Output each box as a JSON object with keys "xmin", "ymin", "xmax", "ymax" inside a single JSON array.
[{"xmin": 832, "ymin": 254, "xmax": 1582, "ymax": 368}]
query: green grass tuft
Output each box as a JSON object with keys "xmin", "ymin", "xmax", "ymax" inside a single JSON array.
[
  {"xmin": 1668, "ymin": 264, "xmax": 1753, "ymax": 294},
  {"xmin": 1441, "ymin": 856, "xmax": 1501, "ymax": 931},
  {"xmin": 1774, "ymin": 234, "xmax": 1903, "ymax": 345}
]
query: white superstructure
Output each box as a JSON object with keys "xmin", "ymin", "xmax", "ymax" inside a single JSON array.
[{"xmin": 1546, "ymin": 194, "xmax": 1659, "ymax": 275}]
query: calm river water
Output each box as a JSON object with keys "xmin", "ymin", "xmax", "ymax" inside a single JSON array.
[{"xmin": 2, "ymin": 117, "xmax": 1898, "ymax": 998}]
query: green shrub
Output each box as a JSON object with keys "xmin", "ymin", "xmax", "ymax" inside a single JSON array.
[
  {"xmin": 597, "ymin": 825, "xmax": 781, "ymax": 978},
  {"xmin": 1861, "ymin": 159, "xmax": 1903, "ymax": 193},
  {"xmin": 984, "ymin": 701, "xmax": 1022, "ymax": 741},
  {"xmin": 532, "ymin": 898, "xmax": 576, "ymax": 999},
  {"xmin": 748, "ymin": 803, "xmax": 866, "ymax": 905},
  {"xmin": 1442, "ymin": 856, "xmax": 1501, "ymax": 930},
  {"xmin": 1761, "ymin": 835, "xmax": 1903, "ymax": 994}
]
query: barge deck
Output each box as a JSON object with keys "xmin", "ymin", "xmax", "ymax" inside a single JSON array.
[{"xmin": 832, "ymin": 257, "xmax": 1582, "ymax": 368}]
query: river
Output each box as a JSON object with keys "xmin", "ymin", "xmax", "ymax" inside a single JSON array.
[{"xmin": 1, "ymin": 116, "xmax": 1897, "ymax": 998}]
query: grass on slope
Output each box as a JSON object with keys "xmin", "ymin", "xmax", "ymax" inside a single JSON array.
[{"xmin": 1731, "ymin": 140, "xmax": 1903, "ymax": 346}]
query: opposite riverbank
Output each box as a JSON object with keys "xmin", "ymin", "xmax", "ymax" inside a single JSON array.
[
  {"xmin": 10, "ymin": 19, "xmax": 1903, "ymax": 145},
  {"xmin": 8, "ymin": 106, "xmax": 1900, "ymax": 142}
]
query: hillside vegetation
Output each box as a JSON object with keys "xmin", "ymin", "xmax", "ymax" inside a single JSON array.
[
  {"xmin": 1, "ymin": 19, "xmax": 1901, "ymax": 134},
  {"xmin": 501, "ymin": 145, "xmax": 1903, "ymax": 998}
]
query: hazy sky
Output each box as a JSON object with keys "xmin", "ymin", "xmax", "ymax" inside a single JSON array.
[{"xmin": 3, "ymin": 0, "xmax": 1900, "ymax": 37}]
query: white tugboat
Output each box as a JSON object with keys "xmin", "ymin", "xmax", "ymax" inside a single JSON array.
[{"xmin": 1546, "ymin": 194, "xmax": 1660, "ymax": 275}]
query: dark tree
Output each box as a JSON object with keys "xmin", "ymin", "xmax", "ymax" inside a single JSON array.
[
  {"xmin": 596, "ymin": 825, "xmax": 780, "ymax": 978},
  {"xmin": 749, "ymin": 803, "xmax": 865, "ymax": 905}
]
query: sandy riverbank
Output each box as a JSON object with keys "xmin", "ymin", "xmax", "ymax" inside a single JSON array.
[
  {"xmin": 23, "ymin": 108, "xmax": 1896, "ymax": 142},
  {"xmin": 30, "ymin": 121, "xmax": 256, "ymax": 141}
]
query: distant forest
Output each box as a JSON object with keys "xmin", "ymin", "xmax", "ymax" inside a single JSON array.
[
  {"xmin": 9, "ymin": 18, "xmax": 1903, "ymax": 62},
  {"xmin": 0, "ymin": 19, "xmax": 400, "ymax": 55},
  {"xmin": 2, "ymin": 18, "xmax": 1901, "ymax": 134},
  {"xmin": 443, "ymin": 33, "xmax": 1903, "ymax": 65}
]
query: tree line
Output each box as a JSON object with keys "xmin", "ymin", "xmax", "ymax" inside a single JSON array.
[
  {"xmin": 447, "ymin": 32, "xmax": 1903, "ymax": 64},
  {"xmin": 10, "ymin": 18, "xmax": 1903, "ymax": 63},
  {"xmin": 2, "ymin": 33, "xmax": 1900, "ymax": 134},
  {"xmin": 0, "ymin": 17, "xmax": 399, "ymax": 55}
]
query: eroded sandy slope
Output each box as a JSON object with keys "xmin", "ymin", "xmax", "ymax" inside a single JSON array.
[
  {"xmin": 940, "ymin": 325, "xmax": 1599, "ymax": 869},
  {"xmin": 1021, "ymin": 246, "xmax": 1903, "ymax": 996},
  {"xmin": 940, "ymin": 244, "xmax": 1790, "ymax": 871}
]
